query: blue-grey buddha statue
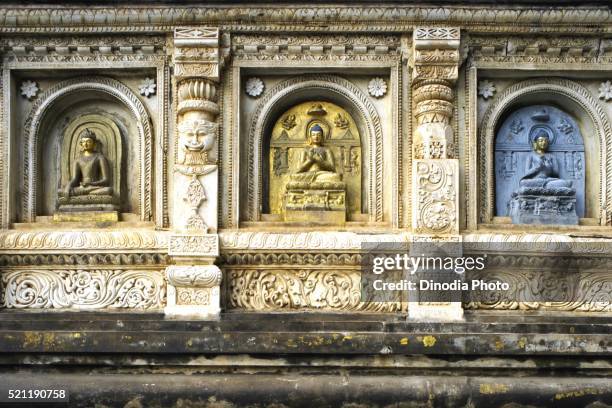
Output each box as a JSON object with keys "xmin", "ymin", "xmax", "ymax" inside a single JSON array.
[
  {"xmin": 496, "ymin": 105, "xmax": 584, "ymax": 225},
  {"xmin": 519, "ymin": 130, "xmax": 574, "ymax": 192}
]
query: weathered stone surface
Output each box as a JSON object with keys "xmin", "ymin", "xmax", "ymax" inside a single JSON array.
[{"xmin": 0, "ymin": 313, "xmax": 609, "ymax": 355}]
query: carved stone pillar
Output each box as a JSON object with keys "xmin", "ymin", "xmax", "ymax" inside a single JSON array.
[
  {"xmin": 409, "ymin": 27, "xmax": 463, "ymax": 321},
  {"xmin": 166, "ymin": 27, "xmax": 222, "ymax": 318}
]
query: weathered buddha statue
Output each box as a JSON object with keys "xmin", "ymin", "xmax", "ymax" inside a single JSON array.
[
  {"xmin": 60, "ymin": 129, "xmax": 113, "ymax": 197},
  {"xmin": 288, "ymin": 124, "xmax": 342, "ymax": 186},
  {"xmin": 519, "ymin": 130, "xmax": 573, "ymax": 192},
  {"xmin": 56, "ymin": 128, "xmax": 118, "ymax": 220}
]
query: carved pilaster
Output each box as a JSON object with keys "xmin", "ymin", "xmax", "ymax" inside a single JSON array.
[
  {"xmin": 411, "ymin": 27, "xmax": 460, "ymax": 160},
  {"xmin": 409, "ymin": 27, "xmax": 463, "ymax": 321},
  {"xmin": 167, "ymin": 27, "xmax": 223, "ymax": 319}
]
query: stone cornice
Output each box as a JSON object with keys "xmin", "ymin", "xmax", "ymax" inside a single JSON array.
[{"xmin": 0, "ymin": 6, "xmax": 611, "ymax": 34}]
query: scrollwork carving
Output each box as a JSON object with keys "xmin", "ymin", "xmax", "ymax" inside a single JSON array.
[
  {"xmin": 177, "ymin": 287, "xmax": 210, "ymax": 306},
  {"xmin": 1, "ymin": 269, "xmax": 165, "ymax": 310},
  {"xmin": 166, "ymin": 265, "xmax": 221, "ymax": 288},
  {"xmin": 219, "ymin": 231, "xmax": 409, "ymax": 251},
  {"xmin": 168, "ymin": 234, "xmax": 219, "ymax": 257},
  {"xmin": 227, "ymin": 268, "xmax": 402, "ymax": 312},
  {"xmin": 464, "ymin": 268, "xmax": 612, "ymax": 312},
  {"xmin": 413, "ymin": 160, "xmax": 458, "ymax": 234}
]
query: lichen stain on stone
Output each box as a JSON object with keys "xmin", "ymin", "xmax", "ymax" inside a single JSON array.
[
  {"xmin": 554, "ymin": 387, "xmax": 604, "ymax": 400},
  {"xmin": 123, "ymin": 396, "xmax": 144, "ymax": 408},
  {"xmin": 422, "ymin": 335, "xmax": 436, "ymax": 347},
  {"xmin": 286, "ymin": 338, "xmax": 298, "ymax": 348},
  {"xmin": 300, "ymin": 335, "xmax": 325, "ymax": 347},
  {"xmin": 399, "ymin": 337, "xmax": 409, "ymax": 345},
  {"xmin": 203, "ymin": 396, "xmax": 236, "ymax": 408},
  {"xmin": 479, "ymin": 383, "xmax": 509, "ymax": 394},
  {"xmin": 42, "ymin": 333, "xmax": 56, "ymax": 349},
  {"xmin": 23, "ymin": 332, "xmax": 42, "ymax": 348},
  {"xmin": 494, "ymin": 339, "xmax": 504, "ymax": 351},
  {"xmin": 517, "ymin": 337, "xmax": 527, "ymax": 349}
]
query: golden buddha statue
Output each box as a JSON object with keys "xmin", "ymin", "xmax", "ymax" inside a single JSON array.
[
  {"xmin": 283, "ymin": 124, "xmax": 346, "ymax": 224},
  {"xmin": 289, "ymin": 124, "xmax": 342, "ymax": 185}
]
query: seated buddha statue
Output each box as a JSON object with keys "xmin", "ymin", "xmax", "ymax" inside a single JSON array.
[
  {"xmin": 289, "ymin": 124, "xmax": 342, "ymax": 185},
  {"xmin": 519, "ymin": 130, "xmax": 573, "ymax": 192},
  {"xmin": 59, "ymin": 128, "xmax": 113, "ymax": 198}
]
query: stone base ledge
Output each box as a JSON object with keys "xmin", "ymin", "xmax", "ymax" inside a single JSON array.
[
  {"xmin": 0, "ymin": 312, "xmax": 608, "ymax": 356},
  {"xmin": 0, "ymin": 371, "xmax": 609, "ymax": 408}
]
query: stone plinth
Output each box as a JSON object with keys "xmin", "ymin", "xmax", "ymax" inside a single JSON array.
[
  {"xmin": 284, "ymin": 183, "xmax": 346, "ymax": 224},
  {"xmin": 509, "ymin": 191, "xmax": 579, "ymax": 225}
]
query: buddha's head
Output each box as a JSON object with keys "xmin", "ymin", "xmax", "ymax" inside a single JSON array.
[
  {"xmin": 79, "ymin": 129, "xmax": 98, "ymax": 152},
  {"xmin": 308, "ymin": 124, "xmax": 324, "ymax": 146},
  {"xmin": 532, "ymin": 130, "xmax": 550, "ymax": 153}
]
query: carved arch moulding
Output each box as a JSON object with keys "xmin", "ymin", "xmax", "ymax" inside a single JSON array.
[
  {"xmin": 21, "ymin": 76, "xmax": 154, "ymax": 223},
  {"xmin": 478, "ymin": 78, "xmax": 612, "ymax": 226},
  {"xmin": 246, "ymin": 74, "xmax": 384, "ymax": 223}
]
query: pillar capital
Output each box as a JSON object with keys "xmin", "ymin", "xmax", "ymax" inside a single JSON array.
[
  {"xmin": 173, "ymin": 27, "xmax": 221, "ymax": 82},
  {"xmin": 410, "ymin": 27, "xmax": 461, "ymax": 161}
]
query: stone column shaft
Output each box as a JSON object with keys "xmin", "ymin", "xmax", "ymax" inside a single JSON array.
[
  {"xmin": 409, "ymin": 27, "xmax": 463, "ymax": 321},
  {"xmin": 166, "ymin": 27, "xmax": 224, "ymax": 318}
]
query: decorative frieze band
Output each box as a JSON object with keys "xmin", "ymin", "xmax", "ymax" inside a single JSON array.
[
  {"xmin": 1, "ymin": 269, "xmax": 165, "ymax": 310},
  {"xmin": 168, "ymin": 234, "xmax": 219, "ymax": 257},
  {"xmin": 227, "ymin": 268, "xmax": 403, "ymax": 312},
  {"xmin": 0, "ymin": 7, "xmax": 610, "ymax": 33},
  {"xmin": 219, "ymin": 231, "xmax": 410, "ymax": 251},
  {"xmin": 0, "ymin": 230, "xmax": 167, "ymax": 253}
]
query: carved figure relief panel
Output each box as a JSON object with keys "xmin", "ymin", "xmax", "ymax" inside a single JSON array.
[
  {"xmin": 55, "ymin": 114, "xmax": 122, "ymax": 219},
  {"xmin": 23, "ymin": 76, "xmax": 154, "ymax": 222},
  {"xmin": 495, "ymin": 105, "xmax": 585, "ymax": 220},
  {"xmin": 267, "ymin": 101, "xmax": 362, "ymax": 219}
]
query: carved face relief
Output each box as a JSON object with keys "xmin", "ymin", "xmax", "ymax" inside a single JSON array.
[
  {"xmin": 309, "ymin": 130, "xmax": 323, "ymax": 146},
  {"xmin": 534, "ymin": 135, "xmax": 549, "ymax": 152},
  {"xmin": 80, "ymin": 137, "xmax": 96, "ymax": 153},
  {"xmin": 178, "ymin": 118, "xmax": 217, "ymax": 165}
]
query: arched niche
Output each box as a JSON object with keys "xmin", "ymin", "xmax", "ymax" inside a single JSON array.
[
  {"xmin": 479, "ymin": 78, "xmax": 611, "ymax": 225},
  {"xmin": 495, "ymin": 105, "xmax": 586, "ymax": 219},
  {"xmin": 267, "ymin": 101, "xmax": 362, "ymax": 220},
  {"xmin": 61, "ymin": 114, "xmax": 123, "ymax": 204},
  {"xmin": 22, "ymin": 76, "xmax": 153, "ymax": 222},
  {"xmin": 245, "ymin": 75, "xmax": 383, "ymax": 223}
]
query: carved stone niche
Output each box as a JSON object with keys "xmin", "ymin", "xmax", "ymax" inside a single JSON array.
[
  {"xmin": 495, "ymin": 105, "xmax": 584, "ymax": 225},
  {"xmin": 18, "ymin": 76, "xmax": 154, "ymax": 223},
  {"xmin": 479, "ymin": 78, "xmax": 611, "ymax": 226},
  {"xmin": 55, "ymin": 114, "xmax": 122, "ymax": 221},
  {"xmin": 268, "ymin": 101, "xmax": 362, "ymax": 225},
  {"xmin": 242, "ymin": 75, "xmax": 385, "ymax": 225}
]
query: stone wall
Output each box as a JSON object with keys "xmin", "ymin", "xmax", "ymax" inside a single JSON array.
[{"xmin": 0, "ymin": 3, "xmax": 611, "ymax": 320}]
